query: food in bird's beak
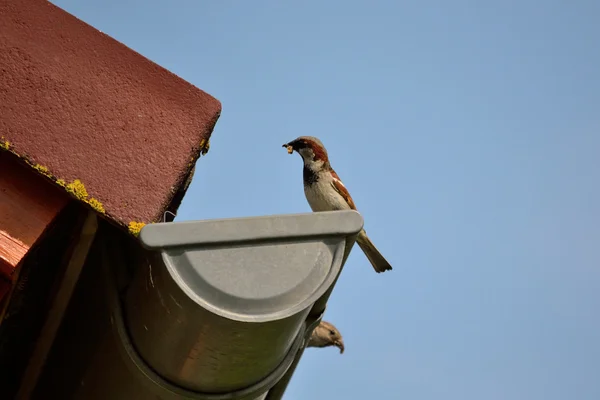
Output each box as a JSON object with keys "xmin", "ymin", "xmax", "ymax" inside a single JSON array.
[{"xmin": 286, "ymin": 145, "xmax": 294, "ymax": 154}]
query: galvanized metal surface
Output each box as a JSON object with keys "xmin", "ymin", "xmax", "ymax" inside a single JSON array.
[
  {"xmin": 125, "ymin": 211, "xmax": 363, "ymax": 393},
  {"xmin": 108, "ymin": 262, "xmax": 307, "ymax": 400}
]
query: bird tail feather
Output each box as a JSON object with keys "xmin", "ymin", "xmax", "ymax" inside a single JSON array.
[{"xmin": 356, "ymin": 230, "xmax": 392, "ymax": 273}]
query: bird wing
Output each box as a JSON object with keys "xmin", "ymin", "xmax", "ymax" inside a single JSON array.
[{"xmin": 329, "ymin": 170, "xmax": 357, "ymax": 210}]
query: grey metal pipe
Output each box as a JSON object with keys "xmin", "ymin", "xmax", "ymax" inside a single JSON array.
[{"xmin": 124, "ymin": 250, "xmax": 310, "ymax": 393}]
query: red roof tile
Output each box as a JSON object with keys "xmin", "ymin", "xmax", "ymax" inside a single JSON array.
[{"xmin": 0, "ymin": 0, "xmax": 221, "ymax": 232}]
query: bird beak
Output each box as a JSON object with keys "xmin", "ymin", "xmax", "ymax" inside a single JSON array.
[
  {"xmin": 282, "ymin": 143, "xmax": 294, "ymax": 154},
  {"xmin": 335, "ymin": 340, "xmax": 345, "ymax": 354}
]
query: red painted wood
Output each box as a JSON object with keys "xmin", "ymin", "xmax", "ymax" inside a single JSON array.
[{"xmin": 0, "ymin": 154, "xmax": 69, "ymax": 279}]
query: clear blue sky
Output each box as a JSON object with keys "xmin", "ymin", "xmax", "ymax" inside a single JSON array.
[{"xmin": 52, "ymin": 1, "xmax": 600, "ymax": 399}]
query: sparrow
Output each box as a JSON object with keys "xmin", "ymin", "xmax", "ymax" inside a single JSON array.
[
  {"xmin": 283, "ymin": 136, "xmax": 392, "ymax": 273},
  {"xmin": 307, "ymin": 320, "xmax": 345, "ymax": 354}
]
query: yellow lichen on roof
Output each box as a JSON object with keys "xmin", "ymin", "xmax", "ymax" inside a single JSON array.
[
  {"xmin": 199, "ymin": 137, "xmax": 210, "ymax": 155},
  {"xmin": 66, "ymin": 179, "xmax": 89, "ymax": 200},
  {"xmin": 33, "ymin": 164, "xmax": 52, "ymax": 178},
  {"xmin": 128, "ymin": 221, "xmax": 146, "ymax": 236},
  {"xmin": 63, "ymin": 179, "xmax": 106, "ymax": 214},
  {"xmin": 88, "ymin": 198, "xmax": 106, "ymax": 214}
]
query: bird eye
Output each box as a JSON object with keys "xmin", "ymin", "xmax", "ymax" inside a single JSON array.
[{"xmin": 329, "ymin": 330, "xmax": 336, "ymax": 335}]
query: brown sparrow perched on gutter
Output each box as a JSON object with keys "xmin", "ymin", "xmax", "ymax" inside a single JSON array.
[
  {"xmin": 283, "ymin": 136, "xmax": 392, "ymax": 273},
  {"xmin": 307, "ymin": 320, "xmax": 345, "ymax": 354}
]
